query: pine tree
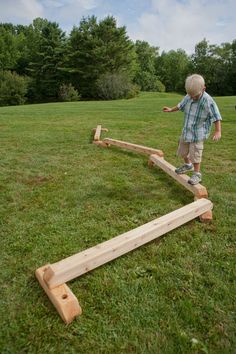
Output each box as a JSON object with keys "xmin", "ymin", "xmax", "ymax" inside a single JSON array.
[
  {"xmin": 28, "ymin": 19, "xmax": 66, "ymax": 101},
  {"xmin": 68, "ymin": 16, "xmax": 136, "ymax": 98}
]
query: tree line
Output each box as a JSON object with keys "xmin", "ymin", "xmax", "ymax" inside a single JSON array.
[{"xmin": 0, "ymin": 16, "xmax": 235, "ymax": 106}]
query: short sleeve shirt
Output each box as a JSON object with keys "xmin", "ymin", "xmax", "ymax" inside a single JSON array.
[{"xmin": 177, "ymin": 92, "xmax": 222, "ymax": 142}]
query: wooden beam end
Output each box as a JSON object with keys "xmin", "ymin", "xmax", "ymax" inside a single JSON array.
[
  {"xmin": 36, "ymin": 265, "xmax": 82, "ymax": 324},
  {"xmin": 148, "ymin": 159, "xmax": 155, "ymax": 168},
  {"xmin": 93, "ymin": 140, "xmax": 109, "ymax": 147},
  {"xmin": 199, "ymin": 210, "xmax": 213, "ymax": 223},
  {"xmin": 195, "ymin": 187, "xmax": 208, "ymax": 199}
]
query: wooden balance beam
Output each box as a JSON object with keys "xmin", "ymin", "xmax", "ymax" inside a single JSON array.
[
  {"xmin": 92, "ymin": 125, "xmax": 109, "ymax": 141},
  {"xmin": 149, "ymin": 154, "xmax": 208, "ymax": 198},
  {"xmin": 101, "ymin": 138, "xmax": 164, "ymax": 157},
  {"xmin": 148, "ymin": 154, "xmax": 212, "ymax": 222},
  {"xmin": 36, "ymin": 198, "xmax": 212, "ymax": 323}
]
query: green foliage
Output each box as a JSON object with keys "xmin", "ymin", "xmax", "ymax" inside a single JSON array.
[
  {"xmin": 96, "ymin": 72, "xmax": 140, "ymax": 99},
  {"xmin": 68, "ymin": 16, "xmax": 137, "ymax": 98},
  {"xmin": 135, "ymin": 71, "xmax": 166, "ymax": 92},
  {"xmin": 0, "ymin": 24, "xmax": 23, "ymax": 70},
  {"xmin": 134, "ymin": 40, "xmax": 165, "ymax": 92},
  {"xmin": 192, "ymin": 39, "xmax": 236, "ymax": 95},
  {"xmin": 27, "ymin": 20, "xmax": 67, "ymax": 101},
  {"xmin": 58, "ymin": 83, "xmax": 80, "ymax": 101},
  {"xmin": 0, "ymin": 70, "xmax": 29, "ymax": 106},
  {"xmin": 157, "ymin": 49, "xmax": 193, "ymax": 92},
  {"xmin": 0, "ymin": 19, "xmax": 235, "ymax": 103}
]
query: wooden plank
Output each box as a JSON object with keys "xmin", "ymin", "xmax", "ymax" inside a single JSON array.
[
  {"xmin": 103, "ymin": 138, "xmax": 164, "ymax": 157},
  {"xmin": 149, "ymin": 154, "xmax": 208, "ymax": 198},
  {"xmin": 94, "ymin": 125, "xmax": 102, "ymax": 141},
  {"xmin": 43, "ymin": 198, "xmax": 213, "ymax": 289},
  {"xmin": 35, "ymin": 265, "xmax": 82, "ymax": 324}
]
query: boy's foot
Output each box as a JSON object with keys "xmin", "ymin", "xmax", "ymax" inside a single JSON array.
[
  {"xmin": 188, "ymin": 172, "xmax": 202, "ymax": 185},
  {"xmin": 175, "ymin": 163, "xmax": 193, "ymax": 174}
]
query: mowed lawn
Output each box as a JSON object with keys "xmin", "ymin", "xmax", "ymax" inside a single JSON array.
[{"xmin": 0, "ymin": 92, "xmax": 235, "ymax": 353}]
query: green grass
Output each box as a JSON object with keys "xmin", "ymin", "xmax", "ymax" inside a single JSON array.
[{"xmin": 0, "ymin": 92, "xmax": 235, "ymax": 353}]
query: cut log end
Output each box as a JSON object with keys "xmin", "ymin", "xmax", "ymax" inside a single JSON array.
[
  {"xmin": 199, "ymin": 210, "xmax": 213, "ymax": 223},
  {"xmin": 148, "ymin": 159, "xmax": 155, "ymax": 168},
  {"xmin": 195, "ymin": 189, "xmax": 208, "ymax": 199}
]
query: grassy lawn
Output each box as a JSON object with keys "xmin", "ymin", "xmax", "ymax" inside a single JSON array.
[{"xmin": 0, "ymin": 92, "xmax": 235, "ymax": 353}]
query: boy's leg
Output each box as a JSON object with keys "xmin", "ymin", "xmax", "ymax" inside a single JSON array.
[
  {"xmin": 188, "ymin": 142, "xmax": 203, "ymax": 184},
  {"xmin": 193, "ymin": 162, "xmax": 200, "ymax": 173},
  {"xmin": 184, "ymin": 157, "xmax": 191, "ymax": 164},
  {"xmin": 175, "ymin": 140, "xmax": 193, "ymax": 174}
]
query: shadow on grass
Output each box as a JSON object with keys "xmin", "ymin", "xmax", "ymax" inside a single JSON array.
[
  {"xmin": 147, "ymin": 165, "xmax": 194, "ymax": 205},
  {"xmin": 93, "ymin": 144, "xmax": 194, "ymax": 206}
]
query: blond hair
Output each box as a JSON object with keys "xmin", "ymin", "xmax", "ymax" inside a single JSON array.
[{"xmin": 185, "ymin": 74, "xmax": 205, "ymax": 96}]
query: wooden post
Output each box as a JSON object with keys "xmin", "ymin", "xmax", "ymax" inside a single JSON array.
[
  {"xmin": 35, "ymin": 265, "xmax": 82, "ymax": 324},
  {"xmin": 93, "ymin": 140, "xmax": 109, "ymax": 147},
  {"xmin": 102, "ymin": 138, "xmax": 164, "ymax": 157},
  {"xmin": 42, "ymin": 198, "xmax": 212, "ymax": 289},
  {"xmin": 194, "ymin": 196, "xmax": 213, "ymax": 222},
  {"xmin": 92, "ymin": 125, "xmax": 108, "ymax": 143},
  {"xmin": 93, "ymin": 125, "xmax": 102, "ymax": 141},
  {"xmin": 149, "ymin": 154, "xmax": 208, "ymax": 198}
]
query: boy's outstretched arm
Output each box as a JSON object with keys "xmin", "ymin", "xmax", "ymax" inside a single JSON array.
[
  {"xmin": 213, "ymin": 120, "xmax": 221, "ymax": 141},
  {"xmin": 163, "ymin": 106, "xmax": 179, "ymax": 112}
]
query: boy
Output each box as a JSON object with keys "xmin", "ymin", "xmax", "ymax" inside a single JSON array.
[{"xmin": 163, "ymin": 74, "xmax": 222, "ymax": 185}]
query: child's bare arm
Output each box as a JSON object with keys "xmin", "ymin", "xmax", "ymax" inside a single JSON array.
[
  {"xmin": 163, "ymin": 105, "xmax": 179, "ymax": 112},
  {"xmin": 213, "ymin": 120, "xmax": 221, "ymax": 140}
]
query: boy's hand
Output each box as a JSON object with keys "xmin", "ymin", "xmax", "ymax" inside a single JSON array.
[
  {"xmin": 213, "ymin": 131, "xmax": 221, "ymax": 141},
  {"xmin": 163, "ymin": 107, "xmax": 172, "ymax": 112}
]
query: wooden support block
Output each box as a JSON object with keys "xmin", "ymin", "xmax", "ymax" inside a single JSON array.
[
  {"xmin": 149, "ymin": 154, "xmax": 208, "ymax": 198},
  {"xmin": 94, "ymin": 125, "xmax": 102, "ymax": 141},
  {"xmin": 148, "ymin": 159, "xmax": 155, "ymax": 168},
  {"xmin": 103, "ymin": 138, "xmax": 164, "ymax": 157},
  {"xmin": 93, "ymin": 140, "xmax": 109, "ymax": 147},
  {"xmin": 194, "ymin": 197, "xmax": 213, "ymax": 222},
  {"xmin": 35, "ymin": 265, "xmax": 82, "ymax": 324},
  {"xmin": 199, "ymin": 210, "xmax": 213, "ymax": 222},
  {"xmin": 43, "ymin": 198, "xmax": 213, "ymax": 289}
]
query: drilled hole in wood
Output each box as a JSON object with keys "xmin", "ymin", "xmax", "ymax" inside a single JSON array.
[{"xmin": 62, "ymin": 294, "xmax": 68, "ymax": 300}]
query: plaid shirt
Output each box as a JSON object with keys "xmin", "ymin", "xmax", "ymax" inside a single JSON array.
[{"xmin": 177, "ymin": 92, "xmax": 222, "ymax": 142}]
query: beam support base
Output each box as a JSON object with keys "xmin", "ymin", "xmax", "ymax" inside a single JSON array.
[{"xmin": 35, "ymin": 265, "xmax": 82, "ymax": 324}]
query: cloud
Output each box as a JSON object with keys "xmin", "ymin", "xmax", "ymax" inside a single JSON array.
[
  {"xmin": 0, "ymin": 0, "xmax": 100, "ymax": 27},
  {"xmin": 41, "ymin": 0, "xmax": 98, "ymax": 10},
  {"xmin": 128, "ymin": 0, "xmax": 236, "ymax": 53},
  {"xmin": 39, "ymin": 0, "xmax": 101, "ymax": 30},
  {"xmin": 0, "ymin": 0, "xmax": 235, "ymax": 53},
  {"xmin": 0, "ymin": 0, "xmax": 44, "ymax": 22}
]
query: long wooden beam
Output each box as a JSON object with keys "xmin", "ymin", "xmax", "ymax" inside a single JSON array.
[
  {"xmin": 103, "ymin": 138, "xmax": 164, "ymax": 157},
  {"xmin": 149, "ymin": 154, "xmax": 208, "ymax": 198},
  {"xmin": 42, "ymin": 198, "xmax": 212, "ymax": 289}
]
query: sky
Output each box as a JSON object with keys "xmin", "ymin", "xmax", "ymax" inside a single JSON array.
[{"xmin": 0, "ymin": 0, "xmax": 236, "ymax": 54}]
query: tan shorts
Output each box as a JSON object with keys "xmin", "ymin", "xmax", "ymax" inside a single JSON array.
[{"xmin": 177, "ymin": 139, "xmax": 204, "ymax": 163}]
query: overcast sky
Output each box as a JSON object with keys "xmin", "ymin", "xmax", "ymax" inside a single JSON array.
[{"xmin": 0, "ymin": 0, "xmax": 236, "ymax": 54}]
